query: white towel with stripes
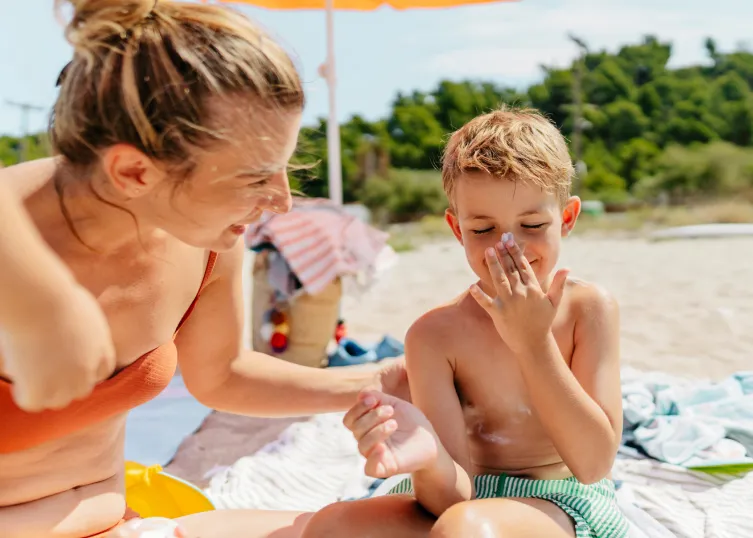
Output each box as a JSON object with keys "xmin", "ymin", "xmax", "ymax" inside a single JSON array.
[
  {"xmin": 614, "ymin": 458, "xmax": 753, "ymax": 538},
  {"xmin": 204, "ymin": 413, "xmax": 375, "ymax": 511}
]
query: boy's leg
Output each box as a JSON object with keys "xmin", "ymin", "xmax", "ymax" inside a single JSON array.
[
  {"xmin": 431, "ymin": 498, "xmax": 576, "ymax": 538},
  {"xmin": 302, "ymin": 495, "xmax": 435, "ymax": 538}
]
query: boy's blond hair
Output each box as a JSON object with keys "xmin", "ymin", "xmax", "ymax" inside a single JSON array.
[{"xmin": 442, "ymin": 106, "xmax": 574, "ymax": 209}]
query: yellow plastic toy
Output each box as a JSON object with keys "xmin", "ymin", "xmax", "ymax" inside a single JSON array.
[{"xmin": 124, "ymin": 461, "xmax": 215, "ymax": 519}]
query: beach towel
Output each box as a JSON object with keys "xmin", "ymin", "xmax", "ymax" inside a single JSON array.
[
  {"xmin": 204, "ymin": 412, "xmax": 375, "ymax": 511},
  {"xmin": 245, "ymin": 198, "xmax": 396, "ymax": 297},
  {"xmin": 613, "ymin": 457, "xmax": 753, "ymax": 538},
  {"xmin": 621, "ymin": 367, "xmax": 753, "ymax": 468}
]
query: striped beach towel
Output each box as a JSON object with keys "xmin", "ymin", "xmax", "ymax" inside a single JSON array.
[{"xmin": 245, "ymin": 199, "xmax": 391, "ymax": 296}]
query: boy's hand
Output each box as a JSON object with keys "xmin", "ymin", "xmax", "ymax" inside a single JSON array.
[
  {"xmin": 344, "ymin": 390, "xmax": 438, "ymax": 478},
  {"xmin": 469, "ymin": 233, "xmax": 569, "ymax": 355}
]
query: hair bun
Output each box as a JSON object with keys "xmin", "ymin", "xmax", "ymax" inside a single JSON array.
[{"xmin": 57, "ymin": 0, "xmax": 156, "ymax": 53}]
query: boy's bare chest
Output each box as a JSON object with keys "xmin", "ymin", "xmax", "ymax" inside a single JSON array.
[{"xmin": 452, "ymin": 316, "xmax": 575, "ymax": 473}]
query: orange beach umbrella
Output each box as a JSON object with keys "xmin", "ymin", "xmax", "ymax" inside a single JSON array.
[{"xmin": 209, "ymin": 0, "xmax": 517, "ymax": 205}]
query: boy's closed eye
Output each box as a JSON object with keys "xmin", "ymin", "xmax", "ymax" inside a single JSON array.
[{"xmin": 471, "ymin": 223, "xmax": 547, "ymax": 235}]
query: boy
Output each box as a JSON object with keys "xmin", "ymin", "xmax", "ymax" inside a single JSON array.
[{"xmin": 302, "ymin": 107, "xmax": 628, "ymax": 538}]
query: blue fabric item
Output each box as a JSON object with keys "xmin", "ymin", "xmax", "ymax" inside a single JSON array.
[
  {"xmin": 125, "ymin": 375, "xmax": 213, "ymax": 466},
  {"xmin": 374, "ymin": 335, "xmax": 405, "ymax": 360},
  {"xmin": 621, "ymin": 369, "xmax": 753, "ymax": 467},
  {"xmin": 328, "ymin": 336, "xmax": 404, "ymax": 368},
  {"xmin": 632, "ymin": 416, "xmax": 726, "ymax": 465},
  {"xmin": 328, "ymin": 338, "xmax": 377, "ymax": 367}
]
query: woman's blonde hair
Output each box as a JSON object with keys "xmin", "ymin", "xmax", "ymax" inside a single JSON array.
[{"xmin": 51, "ymin": 0, "xmax": 304, "ymax": 172}]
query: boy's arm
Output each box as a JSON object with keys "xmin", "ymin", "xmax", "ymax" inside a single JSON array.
[
  {"xmin": 517, "ymin": 285, "xmax": 622, "ymax": 484},
  {"xmin": 406, "ymin": 315, "xmax": 475, "ymax": 517}
]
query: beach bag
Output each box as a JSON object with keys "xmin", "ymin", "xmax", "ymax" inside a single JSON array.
[{"xmin": 251, "ymin": 251, "xmax": 341, "ymax": 368}]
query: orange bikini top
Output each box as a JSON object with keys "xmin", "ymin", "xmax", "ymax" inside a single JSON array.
[{"xmin": 0, "ymin": 252, "xmax": 218, "ymax": 455}]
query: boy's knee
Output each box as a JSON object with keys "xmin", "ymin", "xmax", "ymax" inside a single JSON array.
[{"xmin": 431, "ymin": 502, "xmax": 495, "ymax": 538}]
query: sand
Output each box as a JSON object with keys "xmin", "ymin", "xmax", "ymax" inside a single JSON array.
[
  {"xmin": 170, "ymin": 236, "xmax": 752, "ymax": 484},
  {"xmin": 340, "ymin": 236, "xmax": 753, "ymax": 380}
]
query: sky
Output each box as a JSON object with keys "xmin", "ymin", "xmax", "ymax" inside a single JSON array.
[{"xmin": 0, "ymin": 0, "xmax": 749, "ymax": 136}]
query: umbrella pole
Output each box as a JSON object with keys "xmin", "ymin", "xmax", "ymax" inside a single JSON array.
[{"xmin": 324, "ymin": 0, "xmax": 343, "ymax": 205}]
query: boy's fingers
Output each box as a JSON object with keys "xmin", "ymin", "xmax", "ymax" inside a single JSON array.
[
  {"xmin": 547, "ymin": 269, "xmax": 570, "ymax": 310},
  {"xmin": 365, "ymin": 444, "xmax": 398, "ymax": 478},
  {"xmin": 485, "ymin": 247, "xmax": 511, "ymax": 297},
  {"xmin": 351, "ymin": 405, "xmax": 395, "ymax": 440},
  {"xmin": 469, "ymin": 284, "xmax": 494, "ymax": 311},
  {"xmin": 504, "ymin": 238, "xmax": 535, "ymax": 286},
  {"xmin": 343, "ymin": 391, "xmax": 381, "ymax": 430},
  {"xmin": 497, "ymin": 242, "xmax": 521, "ymax": 289},
  {"xmin": 358, "ymin": 419, "xmax": 398, "ymax": 458}
]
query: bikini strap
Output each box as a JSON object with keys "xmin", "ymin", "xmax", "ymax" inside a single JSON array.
[{"xmin": 176, "ymin": 251, "xmax": 218, "ymax": 332}]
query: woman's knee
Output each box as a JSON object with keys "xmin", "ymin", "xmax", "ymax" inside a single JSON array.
[
  {"xmin": 300, "ymin": 502, "xmax": 354, "ymax": 538},
  {"xmin": 302, "ymin": 496, "xmax": 433, "ymax": 538}
]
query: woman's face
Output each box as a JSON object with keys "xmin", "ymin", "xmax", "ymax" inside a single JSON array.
[{"xmin": 133, "ymin": 105, "xmax": 302, "ymax": 252}]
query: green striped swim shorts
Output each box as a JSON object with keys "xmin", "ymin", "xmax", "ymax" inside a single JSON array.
[{"xmin": 388, "ymin": 474, "xmax": 629, "ymax": 538}]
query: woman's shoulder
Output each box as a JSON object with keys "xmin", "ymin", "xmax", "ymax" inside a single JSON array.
[{"xmin": 0, "ymin": 157, "xmax": 59, "ymax": 198}]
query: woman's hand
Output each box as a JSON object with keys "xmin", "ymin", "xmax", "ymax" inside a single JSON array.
[
  {"xmin": 373, "ymin": 356, "xmax": 411, "ymax": 402},
  {"xmin": 344, "ymin": 390, "xmax": 438, "ymax": 478},
  {"xmin": 1, "ymin": 280, "xmax": 116, "ymax": 412}
]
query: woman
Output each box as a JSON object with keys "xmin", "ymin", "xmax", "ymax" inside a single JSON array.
[{"xmin": 0, "ymin": 1, "xmax": 405, "ymax": 536}]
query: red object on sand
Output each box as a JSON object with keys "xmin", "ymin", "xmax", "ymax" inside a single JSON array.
[
  {"xmin": 334, "ymin": 321, "xmax": 347, "ymax": 343},
  {"xmin": 270, "ymin": 310, "xmax": 286, "ymax": 325},
  {"xmin": 270, "ymin": 332, "xmax": 288, "ymax": 353}
]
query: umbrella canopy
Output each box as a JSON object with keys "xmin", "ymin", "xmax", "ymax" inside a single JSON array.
[
  {"xmin": 210, "ymin": 0, "xmax": 517, "ymax": 205},
  {"xmin": 216, "ymin": 0, "xmax": 503, "ymax": 9}
]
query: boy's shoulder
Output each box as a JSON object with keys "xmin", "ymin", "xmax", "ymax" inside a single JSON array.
[
  {"xmin": 564, "ymin": 276, "xmax": 619, "ymax": 325},
  {"xmin": 405, "ymin": 293, "xmax": 471, "ymax": 354}
]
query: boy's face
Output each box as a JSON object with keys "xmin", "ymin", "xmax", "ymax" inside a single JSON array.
[{"xmin": 445, "ymin": 172, "xmax": 581, "ymax": 292}]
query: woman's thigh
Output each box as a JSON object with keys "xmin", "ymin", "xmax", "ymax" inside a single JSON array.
[
  {"xmin": 177, "ymin": 509, "xmax": 314, "ymax": 538},
  {"xmin": 432, "ymin": 497, "xmax": 576, "ymax": 538},
  {"xmin": 301, "ymin": 495, "xmax": 435, "ymax": 538}
]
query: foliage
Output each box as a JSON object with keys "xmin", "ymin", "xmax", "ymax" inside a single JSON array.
[
  {"xmin": 359, "ymin": 169, "xmax": 447, "ymax": 224},
  {"xmin": 4, "ymin": 36, "xmax": 753, "ymax": 221}
]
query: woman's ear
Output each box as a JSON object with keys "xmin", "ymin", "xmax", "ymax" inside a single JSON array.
[
  {"xmin": 445, "ymin": 208, "xmax": 464, "ymax": 244},
  {"xmin": 561, "ymin": 196, "xmax": 582, "ymax": 237},
  {"xmin": 100, "ymin": 144, "xmax": 166, "ymax": 199}
]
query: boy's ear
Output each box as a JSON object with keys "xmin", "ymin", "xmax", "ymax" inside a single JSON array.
[
  {"xmin": 561, "ymin": 196, "xmax": 582, "ymax": 237},
  {"xmin": 445, "ymin": 208, "xmax": 464, "ymax": 244}
]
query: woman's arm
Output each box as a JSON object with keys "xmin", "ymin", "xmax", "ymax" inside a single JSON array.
[
  {"xmin": 175, "ymin": 242, "xmax": 384, "ymax": 416},
  {"xmin": 0, "ymin": 173, "xmax": 115, "ymax": 411},
  {"xmin": 0, "ymin": 180, "xmax": 79, "ymax": 326}
]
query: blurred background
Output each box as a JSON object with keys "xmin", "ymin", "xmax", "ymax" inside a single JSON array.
[{"xmin": 3, "ymin": 0, "xmax": 753, "ymax": 232}]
